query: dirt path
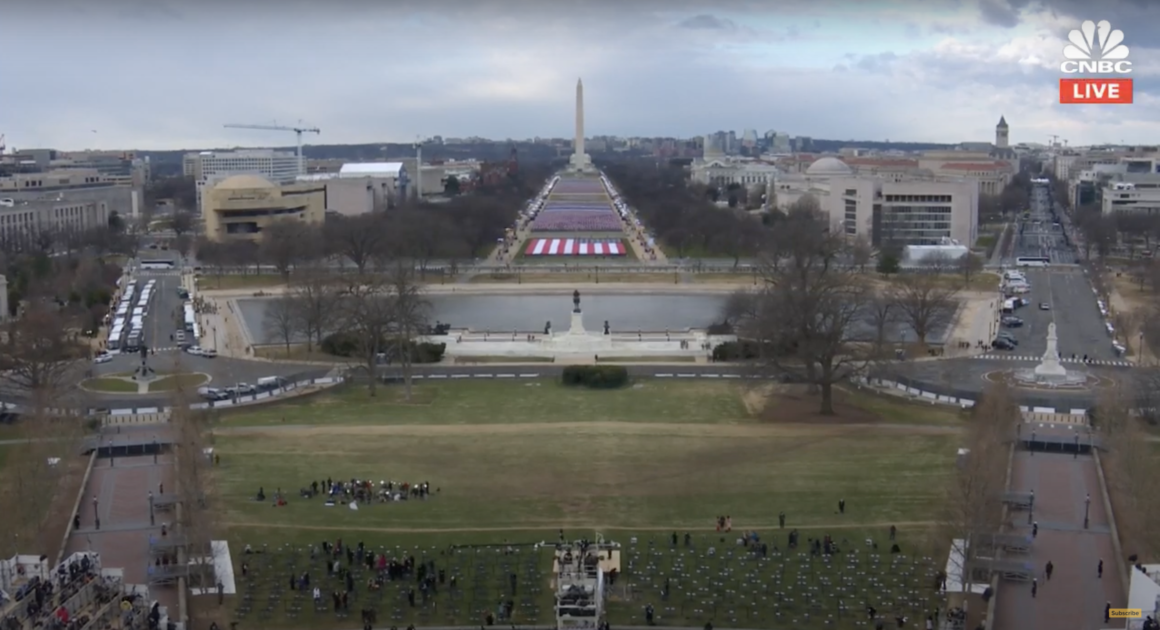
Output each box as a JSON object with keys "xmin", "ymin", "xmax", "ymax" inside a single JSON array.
[{"xmin": 223, "ymin": 520, "xmax": 938, "ymax": 534}]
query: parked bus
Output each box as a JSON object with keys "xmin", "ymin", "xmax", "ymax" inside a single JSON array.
[
  {"xmin": 107, "ymin": 325, "xmax": 125, "ymax": 352},
  {"xmin": 184, "ymin": 304, "xmax": 196, "ymax": 332},
  {"xmin": 1015, "ymin": 256, "xmax": 1049, "ymax": 267},
  {"xmin": 125, "ymin": 331, "xmax": 142, "ymax": 352}
]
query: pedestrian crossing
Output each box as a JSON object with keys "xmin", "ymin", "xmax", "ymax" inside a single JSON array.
[{"xmin": 975, "ymin": 354, "xmax": 1133, "ymax": 367}]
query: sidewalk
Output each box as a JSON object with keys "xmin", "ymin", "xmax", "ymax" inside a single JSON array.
[
  {"xmin": 993, "ymin": 448, "xmax": 1124, "ymax": 630},
  {"xmin": 64, "ymin": 435, "xmax": 178, "ymax": 615}
]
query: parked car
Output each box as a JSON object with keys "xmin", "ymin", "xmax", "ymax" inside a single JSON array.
[
  {"xmin": 996, "ymin": 332, "xmax": 1019, "ymax": 345},
  {"xmin": 992, "ymin": 338, "xmax": 1016, "ymax": 350},
  {"xmin": 1002, "ymin": 317, "xmax": 1024, "ymax": 327},
  {"xmin": 93, "ymin": 352, "xmax": 112, "ymax": 364}
]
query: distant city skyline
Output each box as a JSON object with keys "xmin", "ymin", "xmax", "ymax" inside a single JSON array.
[{"xmin": 2, "ymin": 0, "xmax": 1158, "ymax": 150}]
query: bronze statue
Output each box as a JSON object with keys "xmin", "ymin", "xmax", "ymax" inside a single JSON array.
[{"xmin": 572, "ymin": 290, "xmax": 581, "ymax": 313}]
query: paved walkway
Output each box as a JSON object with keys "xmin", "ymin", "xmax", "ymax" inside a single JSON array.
[
  {"xmin": 64, "ymin": 425, "xmax": 178, "ymax": 613},
  {"xmin": 994, "ymin": 447, "xmax": 1124, "ymax": 630}
]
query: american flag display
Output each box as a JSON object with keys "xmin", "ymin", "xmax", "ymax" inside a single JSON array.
[
  {"xmin": 524, "ymin": 238, "xmax": 626, "ymax": 256},
  {"xmin": 529, "ymin": 176, "xmax": 625, "ymax": 233}
]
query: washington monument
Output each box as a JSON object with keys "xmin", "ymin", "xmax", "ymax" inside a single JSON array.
[{"xmin": 569, "ymin": 78, "xmax": 593, "ymax": 172}]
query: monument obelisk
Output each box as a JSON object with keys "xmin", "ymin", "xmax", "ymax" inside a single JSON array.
[{"xmin": 569, "ymin": 78, "xmax": 593, "ymax": 172}]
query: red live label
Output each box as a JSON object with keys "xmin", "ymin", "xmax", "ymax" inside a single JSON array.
[{"xmin": 1060, "ymin": 78, "xmax": 1133, "ymax": 104}]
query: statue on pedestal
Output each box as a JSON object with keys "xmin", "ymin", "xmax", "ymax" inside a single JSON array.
[
  {"xmin": 603, "ymin": 320, "xmax": 610, "ymax": 335},
  {"xmin": 544, "ymin": 321, "xmax": 552, "ymax": 335},
  {"xmin": 572, "ymin": 290, "xmax": 581, "ymax": 313}
]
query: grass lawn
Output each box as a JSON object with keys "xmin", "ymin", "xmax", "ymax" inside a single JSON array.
[
  {"xmin": 210, "ymin": 379, "xmax": 960, "ymax": 628},
  {"xmin": 197, "ymin": 274, "xmax": 286, "ymax": 291},
  {"xmin": 688, "ymin": 273, "xmax": 760, "ymax": 285},
  {"xmin": 253, "ymin": 345, "xmax": 347, "ymax": 363},
  {"xmin": 148, "ymin": 373, "xmax": 210, "ymax": 392},
  {"xmin": 453, "ymin": 356, "xmax": 555, "ymax": 363},
  {"xmin": 80, "ymin": 377, "xmax": 140, "ymax": 393}
]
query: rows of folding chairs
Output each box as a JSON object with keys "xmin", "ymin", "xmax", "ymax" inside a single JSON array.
[
  {"xmin": 618, "ymin": 535, "xmax": 945, "ymax": 628},
  {"xmin": 232, "ymin": 543, "xmax": 550, "ymax": 626}
]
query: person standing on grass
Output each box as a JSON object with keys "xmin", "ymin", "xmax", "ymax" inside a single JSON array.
[{"xmin": 839, "ymin": 499, "xmax": 846, "ymax": 514}]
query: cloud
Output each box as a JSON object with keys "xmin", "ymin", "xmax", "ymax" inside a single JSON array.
[
  {"xmin": 1, "ymin": 0, "xmax": 1158, "ymax": 149},
  {"xmin": 677, "ymin": 14, "xmax": 736, "ymax": 30}
]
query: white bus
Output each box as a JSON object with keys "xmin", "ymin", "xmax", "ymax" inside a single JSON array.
[
  {"xmin": 184, "ymin": 304, "xmax": 196, "ymax": 332},
  {"xmin": 1015, "ymin": 256, "xmax": 1049, "ymax": 267}
]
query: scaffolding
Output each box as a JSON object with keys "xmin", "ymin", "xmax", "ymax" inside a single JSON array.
[{"xmin": 553, "ymin": 540, "xmax": 619, "ymax": 630}]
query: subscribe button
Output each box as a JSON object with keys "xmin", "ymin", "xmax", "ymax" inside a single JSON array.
[{"xmin": 1109, "ymin": 608, "xmax": 1143, "ymax": 618}]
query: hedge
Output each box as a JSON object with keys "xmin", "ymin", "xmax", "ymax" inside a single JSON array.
[
  {"xmin": 561, "ymin": 365, "xmax": 629, "ymax": 389},
  {"xmin": 712, "ymin": 341, "xmax": 762, "ymax": 361},
  {"xmin": 320, "ymin": 333, "xmax": 446, "ymax": 364}
]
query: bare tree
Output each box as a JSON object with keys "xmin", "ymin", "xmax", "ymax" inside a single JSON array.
[
  {"xmin": 168, "ymin": 209, "xmax": 196, "ymax": 237},
  {"xmin": 890, "ymin": 272, "xmax": 960, "ymax": 348},
  {"xmin": 287, "ymin": 269, "xmax": 340, "ymax": 352},
  {"xmin": 1097, "ymin": 382, "xmax": 1160, "ymax": 560},
  {"xmin": 262, "ymin": 295, "xmax": 299, "ymax": 355},
  {"xmin": 851, "ymin": 235, "xmax": 873, "ymax": 273},
  {"xmin": 339, "ymin": 275, "xmax": 396, "ymax": 396},
  {"xmin": 937, "ymin": 381, "xmax": 1019, "ymax": 589},
  {"xmin": 742, "ymin": 199, "xmax": 871, "ymax": 414},
  {"xmin": 167, "ymin": 371, "xmax": 219, "ymax": 593},
  {"xmin": 0, "ymin": 303, "xmax": 87, "ymax": 401},
  {"xmin": 261, "ymin": 220, "xmax": 321, "ymax": 279},
  {"xmin": 324, "ymin": 214, "xmax": 388, "ymax": 274},
  {"xmin": 865, "ymin": 296, "xmax": 899, "ymax": 360},
  {"xmin": 959, "ymin": 253, "xmax": 984, "ymax": 285},
  {"xmin": 384, "ymin": 262, "xmax": 431, "ymax": 401}
]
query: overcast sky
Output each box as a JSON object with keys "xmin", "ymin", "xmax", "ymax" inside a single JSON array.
[{"xmin": 2, "ymin": 0, "xmax": 1158, "ymax": 151}]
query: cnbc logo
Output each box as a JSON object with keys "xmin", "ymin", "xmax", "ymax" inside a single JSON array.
[{"xmin": 1059, "ymin": 20, "xmax": 1133, "ymax": 105}]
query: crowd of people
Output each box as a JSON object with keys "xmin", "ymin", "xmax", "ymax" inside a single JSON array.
[
  {"xmin": 285, "ymin": 479, "xmax": 438, "ymax": 506},
  {"xmin": 0, "ymin": 554, "xmax": 126, "ymax": 630}
]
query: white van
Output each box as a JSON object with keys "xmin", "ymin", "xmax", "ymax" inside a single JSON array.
[{"xmin": 1003, "ymin": 271, "xmax": 1026, "ymax": 282}]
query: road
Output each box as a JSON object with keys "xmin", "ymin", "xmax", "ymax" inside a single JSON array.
[
  {"xmin": 997, "ymin": 268, "xmax": 1115, "ymax": 361},
  {"xmin": 1010, "ymin": 182, "xmax": 1075, "ymax": 265}
]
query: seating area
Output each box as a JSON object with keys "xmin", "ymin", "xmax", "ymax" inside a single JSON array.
[
  {"xmin": 231, "ymin": 542, "xmax": 548, "ymax": 627},
  {"xmin": 617, "ymin": 535, "xmax": 943, "ymax": 628},
  {"xmin": 228, "ymin": 532, "xmax": 943, "ymax": 628},
  {"xmin": 0, "ymin": 553, "xmax": 136, "ymax": 630}
]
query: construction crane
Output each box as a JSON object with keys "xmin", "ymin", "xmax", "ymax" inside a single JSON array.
[
  {"xmin": 1049, "ymin": 134, "xmax": 1059, "ymax": 148},
  {"xmin": 222, "ymin": 123, "xmax": 320, "ymax": 176}
]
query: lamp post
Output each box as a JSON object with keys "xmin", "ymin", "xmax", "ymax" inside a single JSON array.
[{"xmin": 1084, "ymin": 494, "xmax": 1091, "ymax": 529}]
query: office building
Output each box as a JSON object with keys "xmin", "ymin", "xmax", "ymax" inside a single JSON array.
[
  {"xmin": 0, "ymin": 196, "xmax": 112, "ymax": 246},
  {"xmin": 0, "ymin": 168, "xmax": 137, "ymax": 221},
  {"xmin": 202, "ymin": 174, "xmax": 326, "ymax": 242},
  {"xmin": 771, "ymin": 157, "xmax": 978, "ymax": 246},
  {"xmin": 184, "ymin": 149, "xmax": 300, "ymax": 211}
]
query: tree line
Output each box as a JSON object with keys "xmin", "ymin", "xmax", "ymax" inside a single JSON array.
[
  {"xmin": 261, "ymin": 263, "xmax": 434, "ymax": 401},
  {"xmin": 602, "ymin": 162, "xmax": 769, "ymax": 261},
  {"xmin": 193, "ymin": 162, "xmax": 555, "ymax": 272},
  {"xmin": 716, "ymin": 198, "xmax": 967, "ymax": 414}
]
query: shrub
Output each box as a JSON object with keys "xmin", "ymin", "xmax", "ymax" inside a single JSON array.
[
  {"xmin": 321, "ymin": 335, "xmax": 446, "ymax": 363},
  {"xmin": 712, "ymin": 341, "xmax": 764, "ymax": 361},
  {"xmin": 561, "ymin": 365, "xmax": 629, "ymax": 389},
  {"xmin": 321, "ymin": 332, "xmax": 361, "ymax": 357},
  {"xmin": 413, "ymin": 342, "xmax": 446, "ymax": 364}
]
